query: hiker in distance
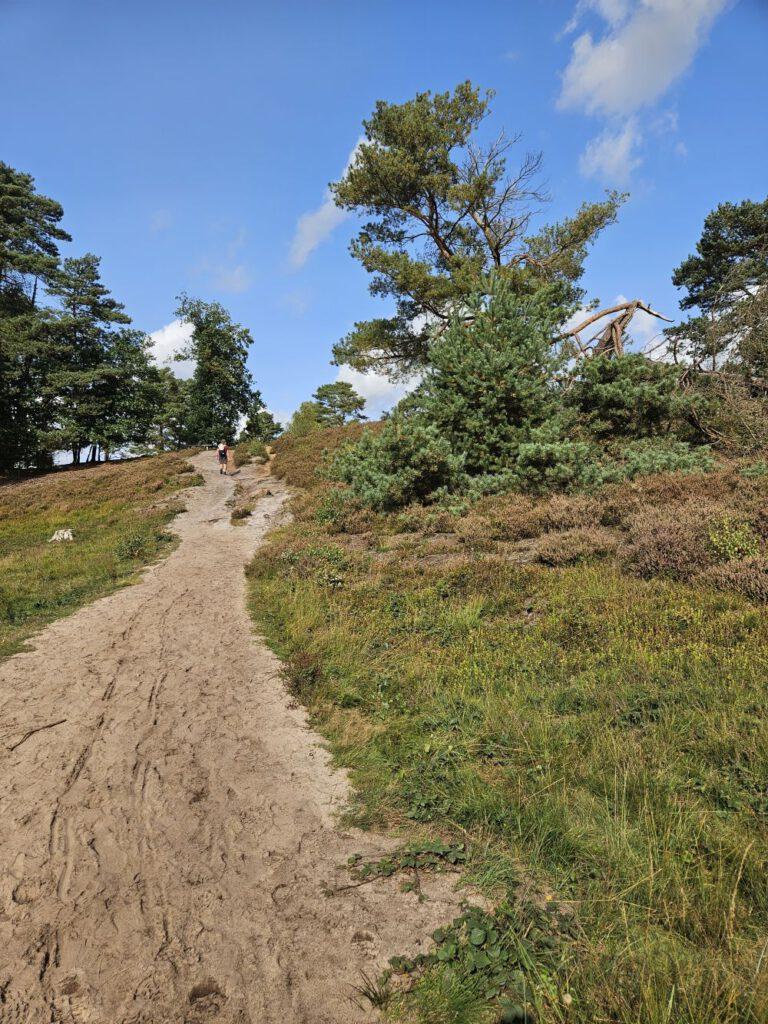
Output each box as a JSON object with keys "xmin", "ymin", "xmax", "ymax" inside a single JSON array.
[{"xmin": 217, "ymin": 440, "xmax": 229, "ymax": 475}]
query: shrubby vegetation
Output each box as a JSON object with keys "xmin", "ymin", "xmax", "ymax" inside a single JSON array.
[
  {"xmin": 331, "ymin": 279, "xmax": 714, "ymax": 507},
  {"xmin": 320, "ymin": 84, "xmax": 766, "ymax": 510},
  {"xmin": 250, "ymin": 425, "xmax": 768, "ymax": 1024}
]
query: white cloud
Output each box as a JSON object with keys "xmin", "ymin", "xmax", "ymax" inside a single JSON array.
[
  {"xmin": 563, "ymin": 0, "xmax": 631, "ymax": 35},
  {"xmin": 267, "ymin": 408, "xmax": 292, "ymax": 431},
  {"xmin": 579, "ymin": 118, "xmax": 642, "ymax": 184},
  {"xmin": 289, "ymin": 138, "xmax": 364, "ymax": 269},
  {"xmin": 559, "ymin": 0, "xmax": 729, "ymax": 183},
  {"xmin": 336, "ymin": 365, "xmax": 419, "ymax": 419},
  {"xmin": 212, "ymin": 264, "xmax": 250, "ymax": 293},
  {"xmin": 559, "ymin": 0, "xmax": 729, "ymax": 118},
  {"xmin": 281, "ymin": 287, "xmax": 312, "ymax": 316},
  {"xmin": 148, "ymin": 319, "xmax": 195, "ymax": 379}
]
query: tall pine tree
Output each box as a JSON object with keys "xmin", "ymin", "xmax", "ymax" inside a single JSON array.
[
  {"xmin": 0, "ymin": 162, "xmax": 70, "ymax": 471},
  {"xmin": 45, "ymin": 255, "xmax": 154, "ymax": 462}
]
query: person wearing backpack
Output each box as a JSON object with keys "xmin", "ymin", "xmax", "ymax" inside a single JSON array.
[{"xmin": 216, "ymin": 441, "xmax": 229, "ymax": 475}]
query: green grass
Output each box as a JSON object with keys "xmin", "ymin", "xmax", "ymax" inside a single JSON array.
[
  {"xmin": 0, "ymin": 452, "xmax": 201, "ymax": 657},
  {"xmin": 247, "ymin": 428, "xmax": 768, "ymax": 1024}
]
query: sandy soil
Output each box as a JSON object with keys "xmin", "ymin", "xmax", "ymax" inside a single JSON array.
[{"xmin": 0, "ymin": 454, "xmax": 460, "ymax": 1024}]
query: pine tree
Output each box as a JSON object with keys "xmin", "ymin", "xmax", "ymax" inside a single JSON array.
[
  {"xmin": 330, "ymin": 83, "xmax": 621, "ymax": 377},
  {"xmin": 0, "ymin": 163, "xmax": 70, "ymax": 471},
  {"xmin": 312, "ymin": 381, "xmax": 366, "ymax": 425},
  {"xmin": 45, "ymin": 255, "xmax": 153, "ymax": 462}
]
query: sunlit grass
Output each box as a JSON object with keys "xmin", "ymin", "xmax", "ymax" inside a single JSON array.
[
  {"xmin": 247, "ymin": 430, "xmax": 768, "ymax": 1023},
  {"xmin": 0, "ymin": 453, "xmax": 200, "ymax": 657}
]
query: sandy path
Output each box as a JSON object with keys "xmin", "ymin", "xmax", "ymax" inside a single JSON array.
[{"xmin": 0, "ymin": 455, "xmax": 458, "ymax": 1024}]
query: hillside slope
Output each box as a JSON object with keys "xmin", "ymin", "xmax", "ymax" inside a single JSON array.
[
  {"xmin": 248, "ymin": 425, "xmax": 768, "ymax": 1024},
  {"xmin": 0, "ymin": 454, "xmax": 201, "ymax": 658}
]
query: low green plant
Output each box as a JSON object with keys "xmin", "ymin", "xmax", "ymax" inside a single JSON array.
[
  {"xmin": 333, "ymin": 418, "xmax": 464, "ymax": 510},
  {"xmin": 230, "ymin": 505, "xmax": 253, "ymax": 523},
  {"xmin": 116, "ymin": 531, "xmax": 151, "ymax": 559},
  {"xmin": 232, "ymin": 438, "xmax": 268, "ymax": 467},
  {"xmin": 708, "ymin": 515, "xmax": 761, "ymax": 561},
  {"xmin": 385, "ymin": 900, "xmax": 570, "ymax": 1018},
  {"xmin": 740, "ymin": 459, "xmax": 768, "ymax": 478},
  {"xmin": 346, "ymin": 841, "xmax": 467, "ymax": 885}
]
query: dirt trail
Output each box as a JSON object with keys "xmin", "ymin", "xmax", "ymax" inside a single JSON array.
[{"xmin": 0, "ymin": 455, "xmax": 459, "ymax": 1024}]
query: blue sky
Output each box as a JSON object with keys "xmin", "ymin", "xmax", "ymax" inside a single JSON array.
[{"xmin": 2, "ymin": 0, "xmax": 766, "ymax": 423}]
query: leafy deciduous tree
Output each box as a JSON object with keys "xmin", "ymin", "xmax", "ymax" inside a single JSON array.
[{"xmin": 174, "ymin": 295, "xmax": 255, "ymax": 444}]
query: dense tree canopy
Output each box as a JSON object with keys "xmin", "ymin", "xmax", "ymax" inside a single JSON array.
[
  {"xmin": 0, "ymin": 161, "xmax": 272, "ymax": 472},
  {"xmin": 0, "ymin": 161, "xmax": 70, "ymax": 312},
  {"xmin": 0, "ymin": 164, "xmax": 71, "ymax": 471},
  {"xmin": 174, "ymin": 295, "xmax": 255, "ymax": 445},
  {"xmin": 330, "ymin": 82, "xmax": 622, "ymax": 378},
  {"xmin": 43, "ymin": 255, "xmax": 150, "ymax": 462}
]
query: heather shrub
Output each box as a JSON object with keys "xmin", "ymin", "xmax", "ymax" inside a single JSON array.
[
  {"xmin": 394, "ymin": 504, "xmax": 458, "ymax": 535},
  {"xmin": 455, "ymin": 494, "xmax": 545, "ymax": 542},
  {"xmin": 698, "ymin": 557, "xmax": 768, "ymax": 602},
  {"xmin": 232, "ymin": 438, "xmax": 268, "ymax": 467},
  {"xmin": 272, "ymin": 421, "xmax": 368, "ymax": 490},
  {"xmin": 540, "ymin": 493, "xmax": 602, "ymax": 532},
  {"xmin": 707, "ymin": 515, "xmax": 761, "ymax": 562},
  {"xmin": 622, "ymin": 504, "xmax": 717, "ymax": 580},
  {"xmin": 535, "ymin": 527, "xmax": 618, "ymax": 566}
]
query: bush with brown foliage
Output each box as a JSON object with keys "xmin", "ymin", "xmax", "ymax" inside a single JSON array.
[
  {"xmin": 271, "ymin": 425, "xmax": 768, "ymax": 604},
  {"xmin": 535, "ymin": 527, "xmax": 619, "ymax": 566},
  {"xmin": 271, "ymin": 422, "xmax": 369, "ymax": 490},
  {"xmin": 698, "ymin": 557, "xmax": 768, "ymax": 602},
  {"xmin": 620, "ymin": 503, "xmax": 719, "ymax": 580}
]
